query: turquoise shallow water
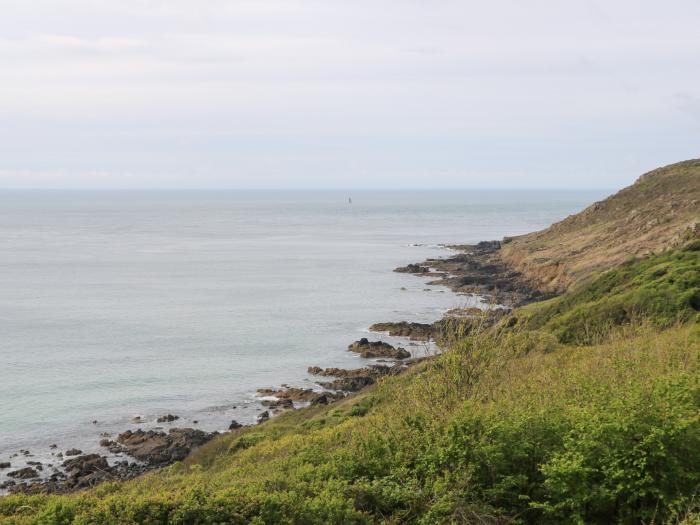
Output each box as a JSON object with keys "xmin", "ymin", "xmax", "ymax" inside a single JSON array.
[{"xmin": 0, "ymin": 189, "xmax": 605, "ymax": 474}]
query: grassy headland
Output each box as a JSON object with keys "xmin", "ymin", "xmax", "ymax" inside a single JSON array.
[{"xmin": 501, "ymin": 159, "xmax": 700, "ymax": 293}]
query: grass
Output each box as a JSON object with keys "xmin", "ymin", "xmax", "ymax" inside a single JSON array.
[
  {"xmin": 1, "ymin": 320, "xmax": 699, "ymax": 524},
  {"xmin": 2, "ymin": 246, "xmax": 699, "ymax": 524},
  {"xmin": 512, "ymin": 241, "xmax": 700, "ymax": 344}
]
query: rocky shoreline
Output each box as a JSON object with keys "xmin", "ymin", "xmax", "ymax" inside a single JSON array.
[
  {"xmin": 1, "ymin": 243, "xmax": 511, "ymax": 496},
  {"xmin": 395, "ymin": 240, "xmax": 551, "ymax": 307},
  {"xmin": 0, "ymin": 335, "xmax": 432, "ymax": 496}
]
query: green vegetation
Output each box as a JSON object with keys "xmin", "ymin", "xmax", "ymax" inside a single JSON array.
[
  {"xmin": 513, "ymin": 242, "xmax": 700, "ymax": 344},
  {"xmin": 2, "ymin": 240, "xmax": 700, "ymax": 522}
]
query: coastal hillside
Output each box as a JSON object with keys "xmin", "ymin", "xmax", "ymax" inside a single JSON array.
[
  {"xmin": 1, "ymin": 163, "xmax": 699, "ymax": 524},
  {"xmin": 500, "ymin": 159, "xmax": 700, "ymax": 292},
  {"xmin": 2, "ymin": 323, "xmax": 698, "ymax": 524}
]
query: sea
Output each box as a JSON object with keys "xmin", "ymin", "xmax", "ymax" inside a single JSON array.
[{"xmin": 0, "ymin": 189, "xmax": 605, "ymax": 481}]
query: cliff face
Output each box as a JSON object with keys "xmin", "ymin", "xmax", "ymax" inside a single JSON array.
[{"xmin": 500, "ymin": 159, "xmax": 700, "ymax": 292}]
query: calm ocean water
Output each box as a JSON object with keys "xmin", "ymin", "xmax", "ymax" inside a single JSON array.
[{"xmin": 0, "ymin": 190, "xmax": 604, "ymax": 476}]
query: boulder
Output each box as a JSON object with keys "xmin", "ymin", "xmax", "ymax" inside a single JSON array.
[
  {"xmin": 261, "ymin": 397, "xmax": 294, "ymax": 410},
  {"xmin": 318, "ymin": 376, "xmax": 375, "ymax": 392},
  {"xmin": 62, "ymin": 454, "xmax": 113, "ymax": 489},
  {"xmin": 7, "ymin": 467, "xmax": 39, "ymax": 479},
  {"xmin": 99, "ymin": 438, "xmax": 122, "ymax": 454},
  {"xmin": 156, "ymin": 414, "xmax": 179, "ymax": 423},
  {"xmin": 256, "ymin": 387, "xmax": 318, "ymax": 401},
  {"xmin": 394, "ymin": 263, "xmax": 430, "ymax": 274},
  {"xmin": 347, "ymin": 338, "xmax": 410, "ymax": 359},
  {"xmin": 368, "ymin": 321, "xmax": 434, "ymax": 340},
  {"xmin": 116, "ymin": 428, "xmax": 216, "ymax": 465},
  {"xmin": 310, "ymin": 394, "xmax": 329, "ymax": 405},
  {"xmin": 307, "ymin": 364, "xmax": 397, "ymax": 379}
]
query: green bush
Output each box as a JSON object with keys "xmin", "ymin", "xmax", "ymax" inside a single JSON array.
[{"xmin": 516, "ymin": 244, "xmax": 700, "ymax": 344}]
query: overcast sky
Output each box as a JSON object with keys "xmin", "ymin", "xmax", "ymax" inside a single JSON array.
[{"xmin": 0, "ymin": 1, "xmax": 698, "ymax": 189}]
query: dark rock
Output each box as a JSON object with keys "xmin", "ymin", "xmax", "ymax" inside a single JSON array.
[
  {"xmin": 368, "ymin": 321, "xmax": 434, "ymax": 340},
  {"xmin": 394, "ymin": 263, "xmax": 430, "ymax": 274},
  {"xmin": 65, "ymin": 448, "xmax": 82, "ymax": 457},
  {"xmin": 310, "ymin": 394, "xmax": 329, "ymax": 405},
  {"xmin": 398, "ymin": 241, "xmax": 547, "ymax": 307},
  {"xmin": 116, "ymin": 428, "xmax": 216, "ymax": 465},
  {"xmin": 7, "ymin": 467, "xmax": 39, "ymax": 479},
  {"xmin": 98, "ymin": 438, "xmax": 122, "ymax": 454},
  {"xmin": 0, "ymin": 462, "xmax": 10, "ymax": 469},
  {"xmin": 347, "ymin": 339, "xmax": 410, "ymax": 359},
  {"xmin": 261, "ymin": 397, "xmax": 294, "ymax": 410},
  {"xmin": 156, "ymin": 414, "xmax": 180, "ymax": 423},
  {"xmin": 317, "ymin": 376, "xmax": 375, "ymax": 392},
  {"xmin": 256, "ymin": 387, "xmax": 318, "ymax": 401},
  {"xmin": 257, "ymin": 411, "xmax": 270, "ymax": 423},
  {"xmin": 228, "ymin": 420, "xmax": 242, "ymax": 430},
  {"xmin": 308, "ymin": 365, "xmax": 380, "ymax": 378},
  {"xmin": 62, "ymin": 454, "xmax": 113, "ymax": 489},
  {"xmin": 311, "ymin": 391, "xmax": 345, "ymax": 404}
]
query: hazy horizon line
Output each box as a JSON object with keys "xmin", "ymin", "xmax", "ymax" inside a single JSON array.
[{"xmin": 0, "ymin": 186, "xmax": 615, "ymax": 192}]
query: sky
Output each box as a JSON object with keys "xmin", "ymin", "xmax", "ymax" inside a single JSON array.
[{"xmin": 0, "ymin": 0, "xmax": 699, "ymax": 190}]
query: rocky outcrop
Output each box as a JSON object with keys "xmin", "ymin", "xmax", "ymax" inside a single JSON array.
[
  {"xmin": 5, "ymin": 454, "xmax": 150, "ymax": 495},
  {"xmin": 308, "ymin": 359, "xmax": 430, "ymax": 394},
  {"xmin": 261, "ymin": 397, "xmax": 295, "ymax": 410},
  {"xmin": 394, "ymin": 263, "xmax": 430, "ymax": 274},
  {"xmin": 61, "ymin": 454, "xmax": 115, "ymax": 490},
  {"xmin": 7, "ymin": 467, "xmax": 39, "ymax": 479},
  {"xmin": 368, "ymin": 321, "xmax": 434, "ymax": 340},
  {"xmin": 396, "ymin": 241, "xmax": 547, "ymax": 307},
  {"xmin": 317, "ymin": 376, "xmax": 375, "ymax": 392},
  {"xmin": 308, "ymin": 363, "xmax": 406, "ymax": 380},
  {"xmin": 156, "ymin": 414, "xmax": 179, "ymax": 423},
  {"xmin": 256, "ymin": 387, "xmax": 344, "ymax": 405},
  {"xmin": 116, "ymin": 428, "xmax": 217, "ymax": 465},
  {"xmin": 308, "ymin": 364, "xmax": 383, "ymax": 378},
  {"xmin": 347, "ymin": 338, "xmax": 410, "ymax": 359},
  {"xmin": 257, "ymin": 387, "xmax": 318, "ymax": 401}
]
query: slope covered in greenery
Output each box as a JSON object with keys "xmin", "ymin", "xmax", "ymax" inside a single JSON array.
[
  {"xmin": 512, "ymin": 241, "xmax": 700, "ymax": 344},
  {"xmin": 1, "ymin": 285, "xmax": 699, "ymax": 523}
]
